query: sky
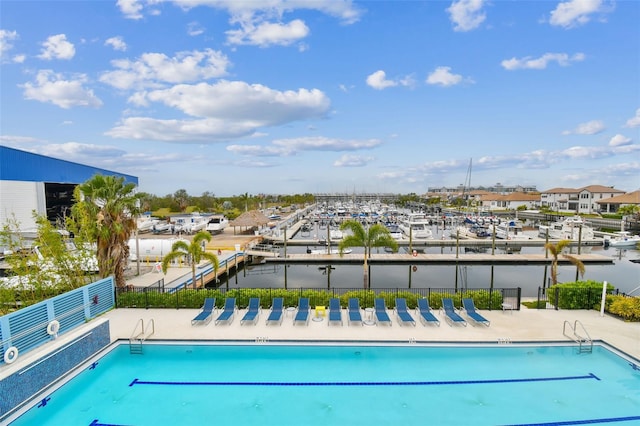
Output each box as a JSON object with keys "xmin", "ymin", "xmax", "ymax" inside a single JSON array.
[{"xmin": 1, "ymin": 0, "xmax": 639, "ymax": 197}]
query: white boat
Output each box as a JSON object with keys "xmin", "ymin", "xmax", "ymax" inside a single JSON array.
[
  {"xmin": 398, "ymin": 214, "xmax": 433, "ymax": 239},
  {"xmin": 329, "ymin": 229, "xmax": 343, "ymax": 240},
  {"xmin": 495, "ymin": 219, "xmax": 531, "ymax": 240},
  {"xmin": 384, "ymin": 223, "xmax": 403, "ymax": 240},
  {"xmin": 538, "ymin": 216, "xmax": 594, "ymax": 240},
  {"xmin": 607, "ymin": 231, "xmax": 640, "ymax": 248},
  {"xmin": 206, "ymin": 215, "xmax": 228, "ymax": 234},
  {"xmin": 307, "ymin": 247, "xmax": 352, "ymax": 254},
  {"xmin": 136, "ymin": 216, "xmax": 155, "ymax": 233}
]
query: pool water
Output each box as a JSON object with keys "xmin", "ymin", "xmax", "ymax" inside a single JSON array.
[{"xmin": 9, "ymin": 343, "xmax": 640, "ymax": 426}]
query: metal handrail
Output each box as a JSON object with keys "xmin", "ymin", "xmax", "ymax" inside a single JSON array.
[{"xmin": 563, "ymin": 320, "xmax": 592, "ymax": 353}]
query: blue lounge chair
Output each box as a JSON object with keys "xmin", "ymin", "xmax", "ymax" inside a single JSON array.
[
  {"xmin": 266, "ymin": 297, "xmax": 284, "ymax": 325},
  {"xmin": 294, "ymin": 297, "xmax": 310, "ymax": 325},
  {"xmin": 215, "ymin": 297, "xmax": 236, "ymax": 325},
  {"xmin": 374, "ymin": 298, "xmax": 392, "ymax": 326},
  {"xmin": 416, "ymin": 298, "xmax": 440, "ymax": 326},
  {"xmin": 191, "ymin": 297, "xmax": 215, "ymax": 325},
  {"xmin": 441, "ymin": 298, "xmax": 467, "ymax": 327},
  {"xmin": 328, "ymin": 298, "xmax": 343, "ymax": 326},
  {"xmin": 394, "ymin": 298, "xmax": 416, "ymax": 326},
  {"xmin": 462, "ymin": 298, "xmax": 490, "ymax": 327},
  {"xmin": 240, "ymin": 297, "xmax": 261, "ymax": 325},
  {"xmin": 347, "ymin": 298, "xmax": 363, "ymax": 326}
]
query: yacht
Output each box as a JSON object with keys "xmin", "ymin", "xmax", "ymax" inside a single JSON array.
[
  {"xmin": 538, "ymin": 216, "xmax": 594, "ymax": 240},
  {"xmin": 495, "ymin": 219, "xmax": 531, "ymax": 240},
  {"xmin": 398, "ymin": 214, "xmax": 433, "ymax": 239},
  {"xmin": 607, "ymin": 231, "xmax": 640, "ymax": 248}
]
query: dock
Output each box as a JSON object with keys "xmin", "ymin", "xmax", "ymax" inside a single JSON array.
[{"xmin": 265, "ymin": 252, "xmax": 614, "ymax": 266}]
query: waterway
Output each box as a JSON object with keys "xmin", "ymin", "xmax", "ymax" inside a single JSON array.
[{"xmin": 218, "ymin": 241, "xmax": 638, "ymax": 298}]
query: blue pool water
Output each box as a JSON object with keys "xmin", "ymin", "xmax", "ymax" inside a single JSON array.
[{"xmin": 8, "ymin": 343, "xmax": 640, "ymax": 426}]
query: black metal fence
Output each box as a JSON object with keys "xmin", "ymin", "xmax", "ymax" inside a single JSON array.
[
  {"xmin": 115, "ymin": 286, "xmax": 521, "ymax": 311},
  {"xmin": 537, "ymin": 286, "xmax": 620, "ymax": 310}
]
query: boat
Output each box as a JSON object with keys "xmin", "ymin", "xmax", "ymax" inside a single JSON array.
[
  {"xmin": 538, "ymin": 216, "xmax": 594, "ymax": 240},
  {"xmin": 398, "ymin": 213, "xmax": 433, "ymax": 239},
  {"xmin": 495, "ymin": 219, "xmax": 531, "ymax": 240},
  {"xmin": 607, "ymin": 231, "xmax": 640, "ymax": 248},
  {"xmin": 384, "ymin": 223, "xmax": 403, "ymax": 240},
  {"xmin": 307, "ymin": 247, "xmax": 352, "ymax": 255},
  {"xmin": 206, "ymin": 215, "xmax": 228, "ymax": 234}
]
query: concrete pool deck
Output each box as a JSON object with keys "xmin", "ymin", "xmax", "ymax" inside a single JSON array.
[{"xmin": 102, "ymin": 305, "xmax": 640, "ymax": 359}]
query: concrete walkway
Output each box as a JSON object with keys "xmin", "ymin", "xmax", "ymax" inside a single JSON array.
[{"xmin": 104, "ymin": 304, "xmax": 640, "ymax": 359}]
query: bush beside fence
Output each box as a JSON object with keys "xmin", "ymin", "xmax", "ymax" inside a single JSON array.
[{"xmin": 115, "ymin": 287, "xmax": 520, "ymax": 311}]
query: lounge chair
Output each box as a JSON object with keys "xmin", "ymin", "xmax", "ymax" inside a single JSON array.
[
  {"xmin": 394, "ymin": 298, "xmax": 416, "ymax": 326},
  {"xmin": 215, "ymin": 297, "xmax": 236, "ymax": 325},
  {"xmin": 240, "ymin": 297, "xmax": 261, "ymax": 325},
  {"xmin": 416, "ymin": 298, "xmax": 440, "ymax": 326},
  {"xmin": 328, "ymin": 298, "xmax": 343, "ymax": 326},
  {"xmin": 462, "ymin": 298, "xmax": 490, "ymax": 327},
  {"xmin": 374, "ymin": 298, "xmax": 392, "ymax": 326},
  {"xmin": 347, "ymin": 298, "xmax": 363, "ymax": 326},
  {"xmin": 266, "ymin": 297, "xmax": 284, "ymax": 325},
  {"xmin": 191, "ymin": 297, "xmax": 215, "ymax": 325},
  {"xmin": 441, "ymin": 298, "xmax": 467, "ymax": 327},
  {"xmin": 294, "ymin": 297, "xmax": 310, "ymax": 325}
]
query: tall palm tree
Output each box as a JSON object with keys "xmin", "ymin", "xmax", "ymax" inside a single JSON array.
[
  {"xmin": 338, "ymin": 220, "xmax": 399, "ymax": 289},
  {"xmin": 71, "ymin": 174, "xmax": 141, "ymax": 288},
  {"xmin": 161, "ymin": 231, "xmax": 219, "ymax": 289},
  {"xmin": 544, "ymin": 239, "xmax": 585, "ymax": 286}
]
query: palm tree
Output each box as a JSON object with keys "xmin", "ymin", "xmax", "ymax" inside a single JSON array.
[
  {"xmin": 338, "ymin": 220, "xmax": 399, "ymax": 289},
  {"xmin": 161, "ymin": 231, "xmax": 219, "ymax": 289},
  {"xmin": 71, "ymin": 174, "xmax": 141, "ymax": 288},
  {"xmin": 544, "ymin": 239, "xmax": 585, "ymax": 286}
]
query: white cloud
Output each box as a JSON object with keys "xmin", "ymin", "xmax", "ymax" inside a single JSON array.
[
  {"xmin": 227, "ymin": 136, "xmax": 382, "ymax": 157},
  {"xmin": 226, "ymin": 19, "xmax": 309, "ymax": 47},
  {"xmin": 625, "ymin": 108, "xmax": 640, "ymax": 128},
  {"xmin": 100, "ymin": 49, "xmax": 231, "ymax": 90},
  {"xmin": 0, "ymin": 29, "xmax": 18, "ymax": 57},
  {"xmin": 609, "ymin": 134, "xmax": 632, "ymax": 147},
  {"xmin": 37, "ymin": 34, "xmax": 75, "ymax": 60},
  {"xmin": 446, "ymin": 0, "xmax": 487, "ymax": 32},
  {"xmin": 22, "ymin": 70, "xmax": 103, "ymax": 109},
  {"xmin": 105, "ymin": 36, "xmax": 127, "ymax": 51},
  {"xmin": 107, "ymin": 81, "xmax": 331, "ymax": 142},
  {"xmin": 13, "ymin": 54, "xmax": 26, "ymax": 63},
  {"xmin": 117, "ymin": 0, "xmax": 144, "ymax": 20},
  {"xmin": 549, "ymin": 0, "xmax": 613, "ymax": 29},
  {"xmin": 501, "ymin": 52, "xmax": 585, "ymax": 70},
  {"xmin": 334, "ymin": 154, "xmax": 375, "ymax": 167},
  {"xmin": 187, "ymin": 22, "xmax": 205, "ymax": 36},
  {"xmin": 366, "ymin": 70, "xmax": 397, "ymax": 90},
  {"xmin": 562, "ymin": 120, "xmax": 605, "ymax": 135},
  {"xmin": 426, "ymin": 66, "xmax": 467, "ymax": 87}
]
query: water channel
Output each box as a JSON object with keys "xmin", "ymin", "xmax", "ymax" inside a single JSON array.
[{"xmin": 216, "ymin": 223, "xmax": 639, "ymax": 298}]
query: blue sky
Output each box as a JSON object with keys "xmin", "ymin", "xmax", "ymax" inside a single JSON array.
[{"xmin": 1, "ymin": 0, "xmax": 638, "ymax": 197}]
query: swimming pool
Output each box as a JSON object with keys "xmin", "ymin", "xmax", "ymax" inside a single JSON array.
[{"xmin": 8, "ymin": 342, "xmax": 640, "ymax": 425}]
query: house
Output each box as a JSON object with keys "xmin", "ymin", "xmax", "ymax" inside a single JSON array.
[
  {"xmin": 596, "ymin": 190, "xmax": 640, "ymax": 214},
  {"xmin": 488, "ymin": 192, "xmax": 540, "ymax": 210},
  {"xmin": 540, "ymin": 185, "xmax": 625, "ymax": 214}
]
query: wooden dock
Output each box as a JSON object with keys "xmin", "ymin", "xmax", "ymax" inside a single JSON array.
[{"xmin": 266, "ymin": 252, "xmax": 614, "ymax": 266}]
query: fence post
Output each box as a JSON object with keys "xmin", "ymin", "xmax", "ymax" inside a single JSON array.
[
  {"xmin": 537, "ymin": 287, "xmax": 541, "ymax": 310},
  {"xmin": 517, "ymin": 287, "xmax": 521, "ymax": 311},
  {"xmin": 554, "ymin": 287, "xmax": 559, "ymax": 310}
]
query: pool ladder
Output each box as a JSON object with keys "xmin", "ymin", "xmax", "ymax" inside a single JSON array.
[
  {"xmin": 129, "ymin": 318, "xmax": 155, "ymax": 354},
  {"xmin": 563, "ymin": 320, "xmax": 592, "ymax": 354}
]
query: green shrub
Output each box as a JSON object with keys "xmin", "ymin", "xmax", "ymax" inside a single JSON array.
[
  {"xmin": 606, "ymin": 295, "xmax": 640, "ymax": 321},
  {"xmin": 547, "ymin": 280, "xmax": 614, "ymax": 310}
]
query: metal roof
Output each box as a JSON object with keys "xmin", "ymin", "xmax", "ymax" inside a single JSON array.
[{"xmin": 0, "ymin": 145, "xmax": 138, "ymax": 185}]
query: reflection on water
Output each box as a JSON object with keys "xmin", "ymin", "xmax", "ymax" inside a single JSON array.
[{"xmin": 218, "ymin": 244, "xmax": 639, "ymax": 298}]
